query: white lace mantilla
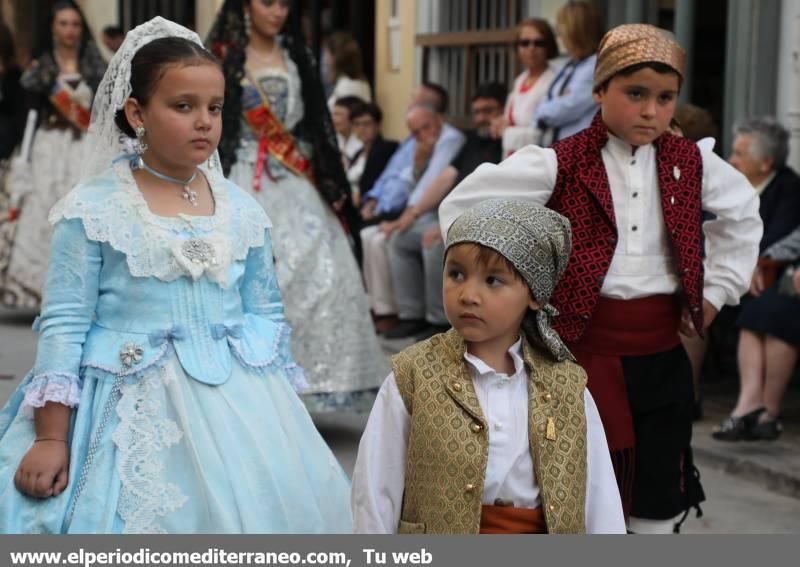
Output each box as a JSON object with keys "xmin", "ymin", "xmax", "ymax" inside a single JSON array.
[{"xmin": 49, "ymin": 161, "xmax": 270, "ymax": 287}]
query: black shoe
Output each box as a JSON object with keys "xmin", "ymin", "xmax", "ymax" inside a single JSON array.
[
  {"xmin": 414, "ymin": 324, "xmax": 450, "ymax": 341},
  {"xmin": 383, "ymin": 319, "xmax": 429, "ymax": 339},
  {"xmin": 750, "ymin": 417, "xmax": 783, "ymax": 441},
  {"xmin": 711, "ymin": 407, "xmax": 765, "ymax": 441}
]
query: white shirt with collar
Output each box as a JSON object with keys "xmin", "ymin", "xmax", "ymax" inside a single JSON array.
[
  {"xmin": 438, "ymin": 135, "xmax": 763, "ymax": 310},
  {"xmin": 351, "ymin": 339, "xmax": 626, "ymax": 534}
]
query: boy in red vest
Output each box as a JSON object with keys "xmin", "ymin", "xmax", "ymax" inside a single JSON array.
[{"xmin": 439, "ymin": 24, "xmax": 763, "ymax": 533}]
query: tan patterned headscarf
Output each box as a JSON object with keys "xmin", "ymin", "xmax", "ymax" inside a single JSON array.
[
  {"xmin": 593, "ymin": 23, "xmax": 685, "ymax": 91},
  {"xmin": 445, "ymin": 199, "xmax": 575, "ymax": 362}
]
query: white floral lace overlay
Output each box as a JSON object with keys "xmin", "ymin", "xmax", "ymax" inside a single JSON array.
[
  {"xmin": 22, "ymin": 372, "xmax": 82, "ymax": 413},
  {"xmin": 49, "ymin": 162, "xmax": 270, "ymax": 288},
  {"xmin": 112, "ymin": 363, "xmax": 186, "ymax": 534}
]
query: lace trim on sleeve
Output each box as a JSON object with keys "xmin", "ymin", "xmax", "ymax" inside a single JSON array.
[{"xmin": 22, "ymin": 372, "xmax": 82, "ymax": 413}]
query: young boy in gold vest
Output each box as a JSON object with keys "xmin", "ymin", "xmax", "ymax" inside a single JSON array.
[
  {"xmin": 352, "ymin": 199, "xmax": 625, "ymax": 534},
  {"xmin": 439, "ymin": 25, "xmax": 762, "ymax": 533}
]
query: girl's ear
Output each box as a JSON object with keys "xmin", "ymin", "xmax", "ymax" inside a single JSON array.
[
  {"xmin": 529, "ymin": 296, "xmax": 541, "ymax": 311},
  {"xmin": 123, "ymin": 98, "xmax": 145, "ymax": 131}
]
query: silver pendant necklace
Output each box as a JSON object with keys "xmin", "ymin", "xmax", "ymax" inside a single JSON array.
[{"xmin": 131, "ymin": 156, "xmax": 199, "ymax": 207}]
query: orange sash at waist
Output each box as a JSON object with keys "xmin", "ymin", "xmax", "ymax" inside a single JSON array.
[{"xmin": 479, "ymin": 505, "xmax": 547, "ymax": 534}]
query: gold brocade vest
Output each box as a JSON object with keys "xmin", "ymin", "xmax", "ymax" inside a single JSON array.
[{"xmin": 392, "ymin": 330, "xmax": 588, "ymax": 534}]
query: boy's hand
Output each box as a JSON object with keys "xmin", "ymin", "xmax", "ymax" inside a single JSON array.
[
  {"xmin": 15, "ymin": 441, "xmax": 69, "ymax": 498},
  {"xmin": 750, "ymin": 268, "xmax": 766, "ymax": 296},
  {"xmin": 679, "ymin": 300, "xmax": 719, "ymax": 338}
]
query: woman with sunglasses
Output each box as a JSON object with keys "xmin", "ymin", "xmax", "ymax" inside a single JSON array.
[{"xmin": 493, "ymin": 18, "xmax": 558, "ymax": 156}]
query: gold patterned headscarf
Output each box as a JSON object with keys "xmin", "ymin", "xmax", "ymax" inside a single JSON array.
[
  {"xmin": 445, "ymin": 199, "xmax": 575, "ymax": 362},
  {"xmin": 593, "ymin": 23, "xmax": 685, "ymax": 91}
]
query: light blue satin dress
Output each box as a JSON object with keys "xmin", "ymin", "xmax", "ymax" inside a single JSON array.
[{"xmin": 0, "ymin": 160, "xmax": 352, "ymax": 533}]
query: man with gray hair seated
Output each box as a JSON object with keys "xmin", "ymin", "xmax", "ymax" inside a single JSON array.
[
  {"xmin": 713, "ymin": 116, "xmax": 800, "ymax": 442},
  {"xmin": 360, "ymin": 101, "xmax": 465, "ymax": 334}
]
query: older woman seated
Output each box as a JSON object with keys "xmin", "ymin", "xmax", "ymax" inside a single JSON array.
[{"xmin": 714, "ymin": 117, "xmax": 800, "ymax": 442}]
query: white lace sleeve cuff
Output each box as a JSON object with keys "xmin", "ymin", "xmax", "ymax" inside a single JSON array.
[{"xmin": 22, "ymin": 372, "xmax": 82, "ymax": 412}]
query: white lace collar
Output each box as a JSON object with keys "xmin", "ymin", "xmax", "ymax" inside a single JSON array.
[{"xmin": 50, "ymin": 159, "xmax": 270, "ymax": 288}]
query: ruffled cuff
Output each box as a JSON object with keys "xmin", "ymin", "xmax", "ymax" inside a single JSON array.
[{"xmin": 22, "ymin": 372, "xmax": 82, "ymax": 413}]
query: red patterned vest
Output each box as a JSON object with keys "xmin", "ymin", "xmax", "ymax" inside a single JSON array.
[{"xmin": 548, "ymin": 113, "xmax": 705, "ymax": 343}]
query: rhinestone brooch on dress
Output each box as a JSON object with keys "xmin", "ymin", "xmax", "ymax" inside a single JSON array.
[
  {"xmin": 181, "ymin": 239, "xmax": 218, "ymax": 267},
  {"xmin": 119, "ymin": 343, "xmax": 144, "ymax": 368}
]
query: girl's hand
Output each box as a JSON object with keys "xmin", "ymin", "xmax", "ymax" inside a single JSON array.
[
  {"xmin": 679, "ymin": 300, "xmax": 719, "ymax": 338},
  {"xmin": 15, "ymin": 440, "xmax": 70, "ymax": 498},
  {"xmin": 750, "ymin": 268, "xmax": 766, "ymax": 296}
]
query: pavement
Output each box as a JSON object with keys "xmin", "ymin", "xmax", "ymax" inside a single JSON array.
[{"xmin": 3, "ymin": 311, "xmax": 800, "ymax": 532}]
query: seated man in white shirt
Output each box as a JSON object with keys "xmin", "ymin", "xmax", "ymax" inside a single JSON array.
[{"xmin": 351, "ymin": 199, "xmax": 625, "ymax": 534}]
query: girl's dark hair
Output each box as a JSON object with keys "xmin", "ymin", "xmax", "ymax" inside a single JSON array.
[
  {"xmin": 0, "ymin": 22, "xmax": 17, "ymax": 70},
  {"xmin": 595, "ymin": 61, "xmax": 682, "ymax": 93},
  {"xmin": 114, "ymin": 37, "xmax": 221, "ymax": 137}
]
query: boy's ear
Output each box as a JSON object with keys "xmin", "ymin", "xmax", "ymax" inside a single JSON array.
[
  {"xmin": 123, "ymin": 98, "xmax": 145, "ymax": 130},
  {"xmin": 529, "ymin": 296, "xmax": 542, "ymax": 311},
  {"xmin": 592, "ymin": 89, "xmax": 604, "ymax": 104}
]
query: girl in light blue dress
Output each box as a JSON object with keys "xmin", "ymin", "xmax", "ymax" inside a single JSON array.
[{"xmin": 0, "ymin": 17, "xmax": 351, "ymax": 534}]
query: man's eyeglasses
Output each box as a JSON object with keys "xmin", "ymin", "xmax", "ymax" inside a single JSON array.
[{"xmin": 515, "ymin": 39, "xmax": 547, "ymax": 49}]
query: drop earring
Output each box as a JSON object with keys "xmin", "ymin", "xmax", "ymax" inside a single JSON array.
[{"xmin": 134, "ymin": 126, "xmax": 148, "ymax": 155}]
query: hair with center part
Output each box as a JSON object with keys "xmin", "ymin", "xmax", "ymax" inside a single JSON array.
[
  {"xmin": 114, "ymin": 37, "xmax": 221, "ymax": 138},
  {"xmin": 734, "ymin": 116, "xmax": 790, "ymax": 169}
]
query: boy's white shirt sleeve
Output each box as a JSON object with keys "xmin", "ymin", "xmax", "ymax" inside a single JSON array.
[
  {"xmin": 352, "ymin": 373, "xmax": 409, "ymax": 534},
  {"xmin": 699, "ymin": 143, "xmax": 763, "ymax": 309},
  {"xmin": 584, "ymin": 390, "xmax": 627, "ymax": 533},
  {"xmin": 438, "ymin": 144, "xmax": 558, "ymax": 238},
  {"xmin": 351, "ymin": 373, "xmax": 627, "ymax": 534}
]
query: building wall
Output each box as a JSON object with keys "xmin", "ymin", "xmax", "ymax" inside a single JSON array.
[
  {"xmin": 777, "ymin": 0, "xmax": 800, "ymax": 171},
  {"xmin": 374, "ymin": 0, "xmax": 418, "ymax": 140},
  {"xmin": 196, "ymin": 0, "xmax": 224, "ymax": 38},
  {"xmin": 76, "ymin": 0, "xmax": 117, "ymax": 60}
]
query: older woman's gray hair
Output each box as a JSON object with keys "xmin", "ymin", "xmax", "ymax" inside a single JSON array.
[{"xmin": 734, "ymin": 117, "xmax": 790, "ymax": 169}]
